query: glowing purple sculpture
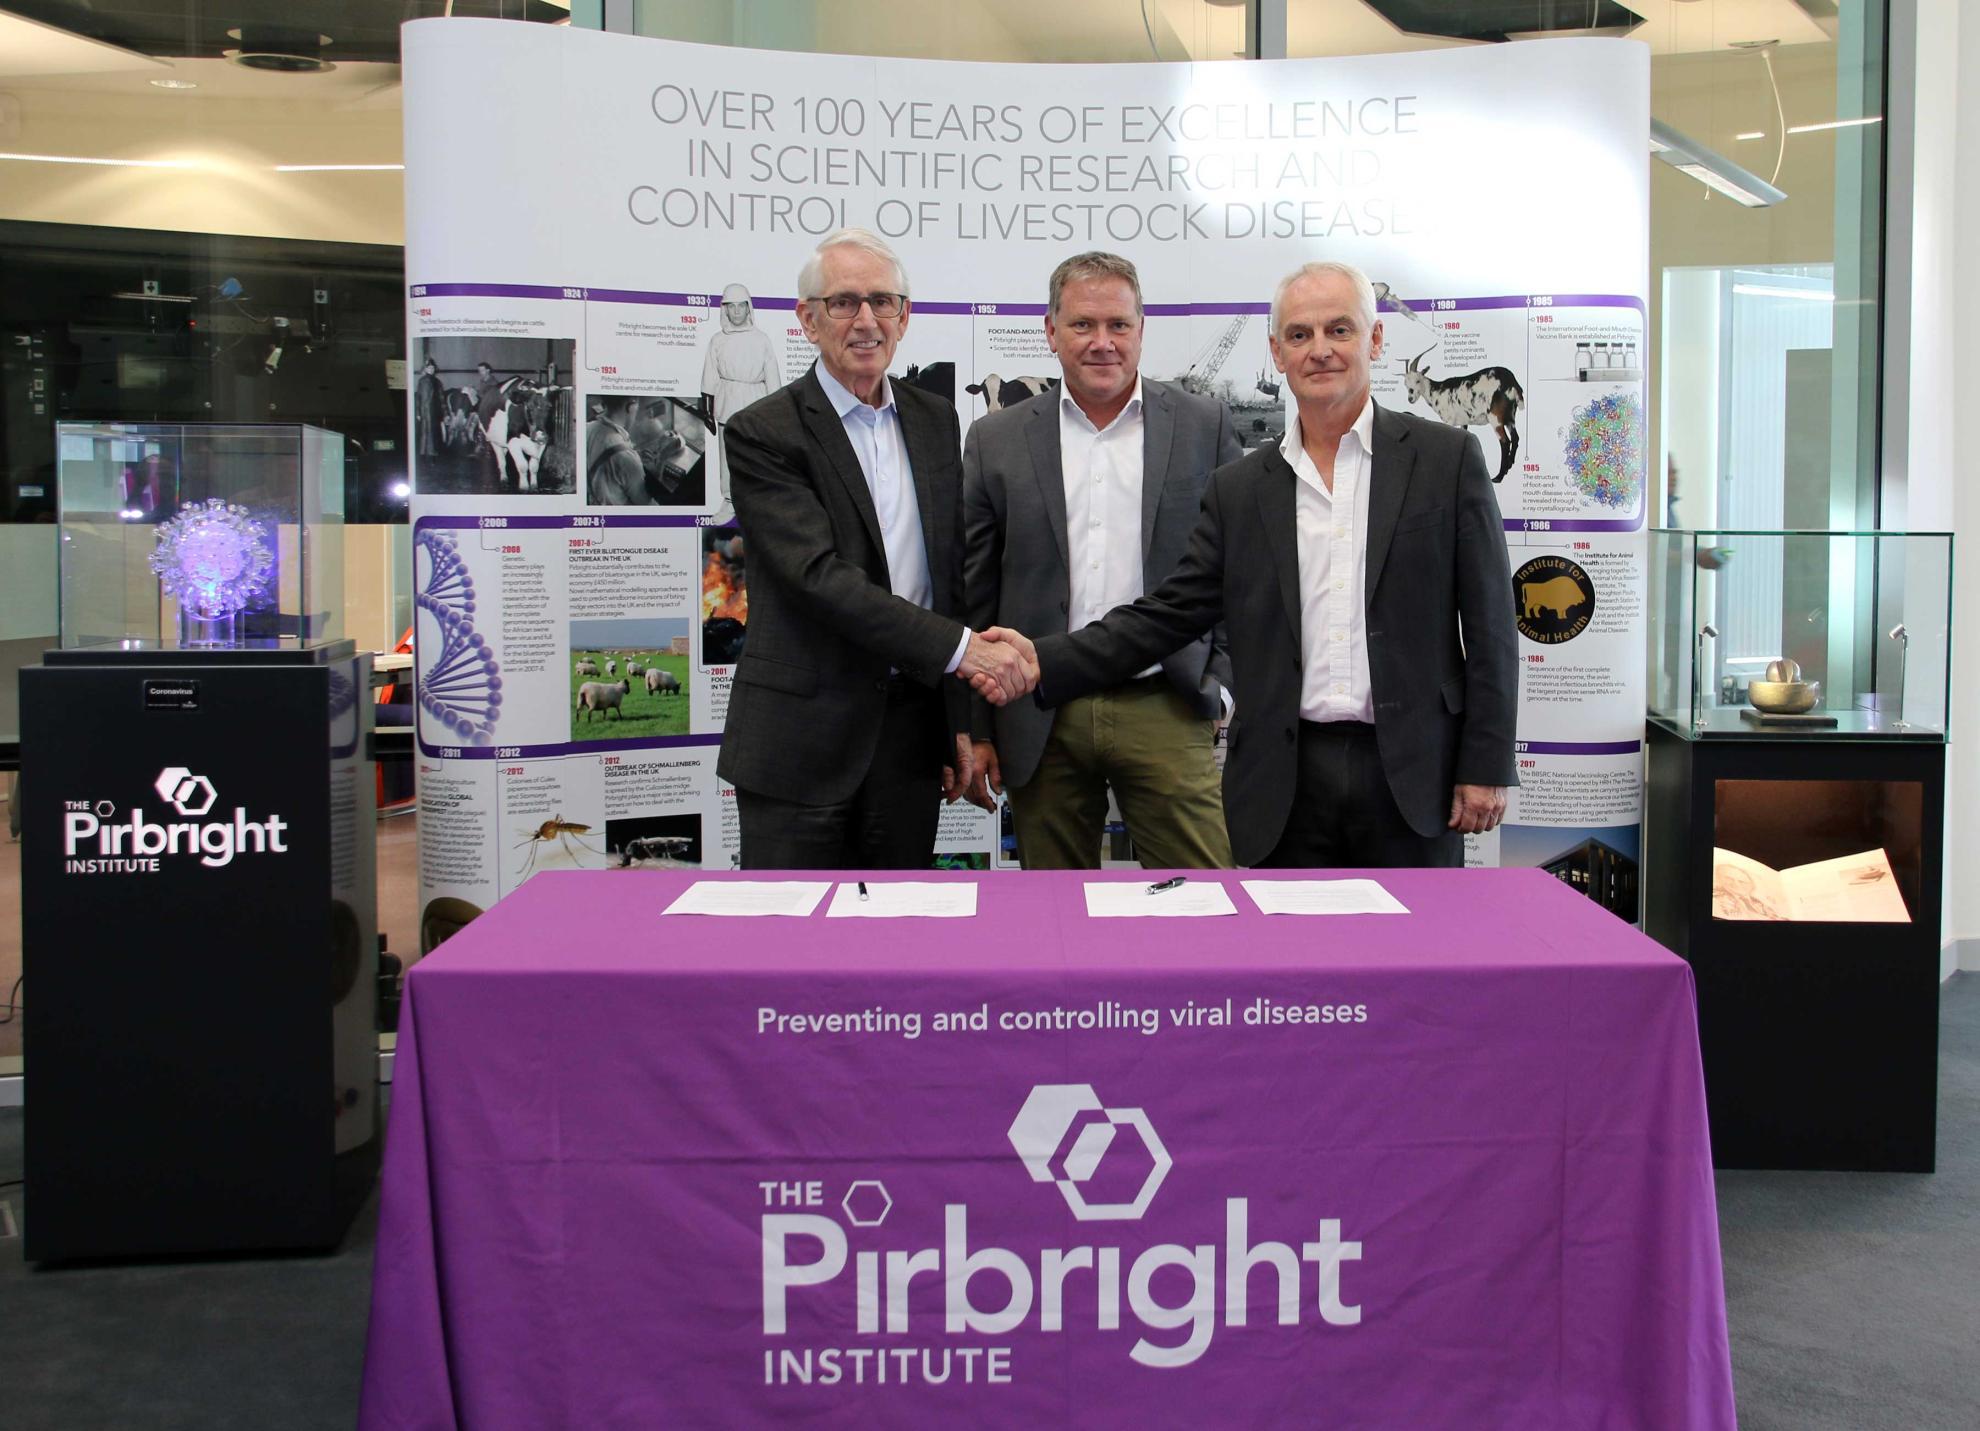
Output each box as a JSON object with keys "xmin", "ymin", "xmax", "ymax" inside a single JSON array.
[{"xmin": 147, "ymin": 498, "xmax": 276, "ymax": 643}]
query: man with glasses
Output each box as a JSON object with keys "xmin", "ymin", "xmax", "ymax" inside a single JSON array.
[{"xmin": 716, "ymin": 228, "xmax": 1032, "ymax": 869}]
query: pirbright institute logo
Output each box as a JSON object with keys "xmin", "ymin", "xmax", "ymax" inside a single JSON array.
[
  {"xmin": 61, "ymin": 767, "xmax": 290, "ymax": 873},
  {"xmin": 1008, "ymin": 1083, "xmax": 1171, "ymax": 1221},
  {"xmin": 759, "ymin": 1081, "xmax": 1367, "ymax": 1382}
]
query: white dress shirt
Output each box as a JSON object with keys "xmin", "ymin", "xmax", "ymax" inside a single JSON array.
[
  {"xmin": 1061, "ymin": 381, "xmax": 1152, "ymax": 642},
  {"xmin": 815, "ymin": 363, "xmax": 968, "ymax": 674},
  {"xmin": 1285, "ymin": 398, "xmax": 1376, "ymax": 723}
]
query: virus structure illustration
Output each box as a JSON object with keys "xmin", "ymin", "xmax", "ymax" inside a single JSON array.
[{"xmin": 1562, "ymin": 391, "xmax": 1644, "ymax": 511}]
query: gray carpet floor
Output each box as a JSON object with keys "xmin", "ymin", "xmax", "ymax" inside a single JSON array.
[{"xmin": 2, "ymin": 976, "xmax": 1975, "ymax": 1429}]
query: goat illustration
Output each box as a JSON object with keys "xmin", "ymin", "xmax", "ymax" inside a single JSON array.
[{"xmin": 1400, "ymin": 346, "xmax": 1525, "ymax": 482}]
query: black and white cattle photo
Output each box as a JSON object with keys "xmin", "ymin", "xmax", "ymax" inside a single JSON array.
[{"xmin": 412, "ymin": 335, "xmax": 578, "ymax": 497}]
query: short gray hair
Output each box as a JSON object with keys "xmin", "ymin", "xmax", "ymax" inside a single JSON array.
[
  {"xmin": 1269, "ymin": 261, "xmax": 1377, "ymax": 339},
  {"xmin": 797, "ymin": 227, "xmax": 910, "ymax": 302},
  {"xmin": 1047, "ymin": 251, "xmax": 1144, "ymax": 318}
]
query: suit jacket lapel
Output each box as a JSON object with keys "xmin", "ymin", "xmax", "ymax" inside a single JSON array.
[
  {"xmin": 1366, "ymin": 401, "xmax": 1417, "ymax": 602},
  {"xmin": 1254, "ymin": 444, "xmax": 1302, "ymax": 640},
  {"xmin": 794, "ymin": 366, "xmax": 887, "ymax": 559},
  {"xmin": 1139, "ymin": 380, "xmax": 1175, "ymax": 562},
  {"xmin": 1025, "ymin": 397, "xmax": 1070, "ymax": 574},
  {"xmin": 896, "ymin": 386, "xmax": 948, "ymax": 585}
]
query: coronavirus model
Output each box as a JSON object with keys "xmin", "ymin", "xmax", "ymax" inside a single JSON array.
[
  {"xmin": 415, "ymin": 528, "xmax": 503, "ymax": 745},
  {"xmin": 146, "ymin": 498, "xmax": 275, "ymax": 645}
]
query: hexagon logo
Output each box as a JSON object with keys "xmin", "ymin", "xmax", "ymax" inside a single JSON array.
[
  {"xmin": 153, "ymin": 767, "xmax": 218, "ymax": 817},
  {"xmin": 1008, "ymin": 1083, "xmax": 1171, "ymax": 1222},
  {"xmin": 841, "ymin": 1180, "xmax": 892, "ymax": 1228}
]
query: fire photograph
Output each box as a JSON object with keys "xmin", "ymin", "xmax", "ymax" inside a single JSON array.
[{"xmin": 700, "ymin": 525, "xmax": 747, "ymax": 668}]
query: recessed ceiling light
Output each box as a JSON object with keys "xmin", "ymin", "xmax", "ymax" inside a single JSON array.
[
  {"xmin": 1734, "ymin": 131, "xmax": 1765, "ymax": 142},
  {"xmin": 149, "ymin": 78, "xmax": 198, "ymax": 90},
  {"xmin": 1787, "ymin": 116, "xmax": 1882, "ymax": 134}
]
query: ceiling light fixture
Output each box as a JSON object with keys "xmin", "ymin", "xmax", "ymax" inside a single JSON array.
[
  {"xmin": 1731, "ymin": 283, "xmax": 1834, "ymax": 302},
  {"xmin": 274, "ymin": 163, "xmax": 404, "ymax": 172},
  {"xmin": 1734, "ymin": 131, "xmax": 1766, "ymax": 141},
  {"xmin": 0, "ymin": 151, "xmax": 195, "ymax": 169},
  {"xmin": 149, "ymin": 78, "xmax": 198, "ymax": 90},
  {"xmin": 1787, "ymin": 116, "xmax": 1883, "ymax": 134},
  {"xmin": 1649, "ymin": 119, "xmax": 1785, "ymax": 207}
]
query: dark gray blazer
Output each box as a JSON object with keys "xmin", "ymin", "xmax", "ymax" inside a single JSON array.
[
  {"xmin": 1033, "ymin": 402, "xmax": 1519, "ymax": 866},
  {"xmin": 962, "ymin": 377, "xmax": 1242, "ymax": 788},
  {"xmin": 716, "ymin": 365, "xmax": 970, "ymax": 805}
]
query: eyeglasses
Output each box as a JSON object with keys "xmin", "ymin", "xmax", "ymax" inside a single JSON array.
[{"xmin": 811, "ymin": 291, "xmax": 906, "ymax": 319}]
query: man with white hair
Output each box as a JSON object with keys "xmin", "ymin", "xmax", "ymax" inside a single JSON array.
[
  {"xmin": 700, "ymin": 282, "xmax": 782, "ymax": 522},
  {"xmin": 971, "ymin": 260, "xmax": 1518, "ymax": 868},
  {"xmin": 717, "ymin": 229, "xmax": 1033, "ymax": 869}
]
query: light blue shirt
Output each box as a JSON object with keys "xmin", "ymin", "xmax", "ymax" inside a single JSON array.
[{"xmin": 814, "ymin": 363, "xmax": 968, "ymax": 674}]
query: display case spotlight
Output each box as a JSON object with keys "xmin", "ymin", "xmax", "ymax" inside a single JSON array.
[{"xmin": 147, "ymin": 498, "xmax": 276, "ymax": 644}]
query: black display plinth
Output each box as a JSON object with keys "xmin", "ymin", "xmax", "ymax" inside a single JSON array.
[
  {"xmin": 20, "ymin": 639, "xmax": 380, "ymax": 1260},
  {"xmin": 1644, "ymin": 717, "xmax": 1943, "ymax": 1172}
]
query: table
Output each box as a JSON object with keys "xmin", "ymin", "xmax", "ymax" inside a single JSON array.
[{"xmin": 358, "ymin": 869, "xmax": 1735, "ymax": 1429}]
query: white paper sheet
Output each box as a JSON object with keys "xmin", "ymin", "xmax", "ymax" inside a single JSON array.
[
  {"xmin": 826, "ymin": 882, "xmax": 979, "ymax": 918},
  {"xmin": 1084, "ymin": 880, "xmax": 1238, "ymax": 918},
  {"xmin": 662, "ymin": 880, "xmax": 832, "ymax": 917},
  {"xmin": 1240, "ymin": 879, "xmax": 1411, "ymax": 915}
]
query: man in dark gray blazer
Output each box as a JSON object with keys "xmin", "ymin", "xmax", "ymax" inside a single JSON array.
[
  {"xmin": 963, "ymin": 252, "xmax": 1242, "ymax": 868},
  {"xmin": 717, "ymin": 229, "xmax": 1031, "ymax": 869},
  {"xmin": 971, "ymin": 261, "xmax": 1517, "ymax": 868}
]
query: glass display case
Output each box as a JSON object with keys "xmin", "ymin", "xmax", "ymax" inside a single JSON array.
[
  {"xmin": 55, "ymin": 422, "xmax": 344, "ymax": 648},
  {"xmin": 1643, "ymin": 529, "xmax": 1948, "ymax": 1172},
  {"xmin": 1647, "ymin": 529, "xmax": 1951, "ymax": 739}
]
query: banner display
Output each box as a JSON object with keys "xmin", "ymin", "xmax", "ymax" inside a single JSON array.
[{"xmin": 404, "ymin": 19, "xmax": 1650, "ymax": 924}]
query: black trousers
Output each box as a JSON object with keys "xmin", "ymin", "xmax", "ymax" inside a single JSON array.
[
  {"xmin": 734, "ymin": 683, "xmax": 946, "ymax": 870},
  {"xmin": 1257, "ymin": 720, "xmax": 1461, "ymax": 869}
]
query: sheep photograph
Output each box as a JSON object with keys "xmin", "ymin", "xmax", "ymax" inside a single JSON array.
[{"xmin": 569, "ymin": 615, "xmax": 692, "ymax": 743}]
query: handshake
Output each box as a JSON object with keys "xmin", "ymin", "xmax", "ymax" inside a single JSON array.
[{"xmin": 957, "ymin": 627, "xmax": 1039, "ymax": 706}]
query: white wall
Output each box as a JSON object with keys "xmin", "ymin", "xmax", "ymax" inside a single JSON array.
[{"xmin": 1897, "ymin": 0, "xmax": 1975, "ymax": 976}]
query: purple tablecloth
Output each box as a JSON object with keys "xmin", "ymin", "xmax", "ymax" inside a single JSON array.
[{"xmin": 359, "ymin": 869, "xmax": 1736, "ymax": 1429}]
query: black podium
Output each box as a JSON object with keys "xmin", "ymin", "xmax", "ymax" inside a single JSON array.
[
  {"xmin": 1644, "ymin": 715, "xmax": 1943, "ymax": 1172},
  {"xmin": 20, "ymin": 639, "xmax": 379, "ymax": 1260}
]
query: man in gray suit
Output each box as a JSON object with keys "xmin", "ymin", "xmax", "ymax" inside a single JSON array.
[
  {"xmin": 971, "ymin": 261, "xmax": 1518, "ymax": 868},
  {"xmin": 963, "ymin": 252, "xmax": 1242, "ymax": 868},
  {"xmin": 717, "ymin": 228, "xmax": 1030, "ymax": 869}
]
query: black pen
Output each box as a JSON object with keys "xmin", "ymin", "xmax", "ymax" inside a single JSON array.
[
  {"xmin": 857, "ymin": 881, "xmax": 870, "ymax": 901},
  {"xmin": 1146, "ymin": 876, "xmax": 1187, "ymax": 895}
]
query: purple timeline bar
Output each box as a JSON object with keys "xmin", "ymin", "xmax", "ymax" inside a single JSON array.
[
  {"xmin": 1516, "ymin": 740, "xmax": 1642, "ymax": 756},
  {"xmin": 414, "ymin": 514, "xmax": 706, "ymax": 531},
  {"xmin": 1505, "ymin": 517, "xmax": 1647, "ymax": 533},
  {"xmin": 418, "ymin": 733, "xmax": 725, "ymax": 760},
  {"xmin": 409, "ymin": 284, "xmax": 1645, "ymax": 316}
]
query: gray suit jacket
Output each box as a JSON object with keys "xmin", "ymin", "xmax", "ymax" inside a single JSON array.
[
  {"xmin": 1033, "ymin": 402, "xmax": 1519, "ymax": 866},
  {"xmin": 716, "ymin": 365, "xmax": 970, "ymax": 805},
  {"xmin": 962, "ymin": 377, "xmax": 1242, "ymax": 788}
]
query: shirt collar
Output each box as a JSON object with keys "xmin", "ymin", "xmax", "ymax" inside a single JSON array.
[
  {"xmin": 816, "ymin": 362, "xmax": 895, "ymax": 421},
  {"xmin": 1281, "ymin": 395, "xmax": 1376, "ymax": 468},
  {"xmin": 1061, "ymin": 377, "xmax": 1144, "ymax": 435}
]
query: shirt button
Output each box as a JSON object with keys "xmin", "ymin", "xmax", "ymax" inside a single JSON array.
[
  {"xmin": 1334, "ymin": 526, "xmax": 1346, "ymax": 538},
  {"xmin": 1331, "ymin": 629, "xmax": 1345, "ymax": 642},
  {"xmin": 1333, "ymin": 682, "xmax": 1346, "ymax": 694},
  {"xmin": 1333, "ymin": 579, "xmax": 1345, "ymax": 592}
]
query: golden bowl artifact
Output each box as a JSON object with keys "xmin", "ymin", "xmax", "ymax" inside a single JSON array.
[{"xmin": 1747, "ymin": 679, "xmax": 1820, "ymax": 714}]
